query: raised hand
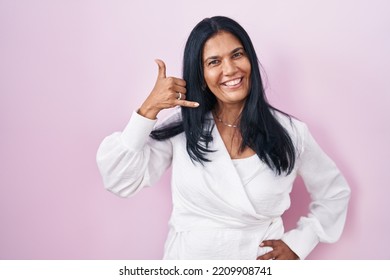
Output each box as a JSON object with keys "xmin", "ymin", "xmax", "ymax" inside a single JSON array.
[{"xmin": 139, "ymin": 59, "xmax": 199, "ymax": 119}]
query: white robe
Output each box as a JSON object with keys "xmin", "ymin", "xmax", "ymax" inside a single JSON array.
[{"xmin": 96, "ymin": 108, "xmax": 350, "ymax": 259}]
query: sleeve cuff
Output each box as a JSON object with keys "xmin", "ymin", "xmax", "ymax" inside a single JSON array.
[
  {"xmin": 282, "ymin": 225, "xmax": 320, "ymax": 260},
  {"xmin": 121, "ymin": 110, "xmax": 158, "ymax": 150}
]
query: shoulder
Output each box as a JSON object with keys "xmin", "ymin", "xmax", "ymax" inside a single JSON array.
[
  {"xmin": 271, "ymin": 109, "xmax": 309, "ymax": 153},
  {"xmin": 272, "ymin": 109, "xmax": 307, "ymax": 135}
]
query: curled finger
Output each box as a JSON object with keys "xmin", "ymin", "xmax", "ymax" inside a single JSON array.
[
  {"xmin": 176, "ymin": 91, "xmax": 184, "ymax": 100},
  {"xmin": 176, "ymin": 92, "xmax": 185, "ymax": 101},
  {"xmin": 173, "ymin": 84, "xmax": 187, "ymax": 94},
  {"xmin": 256, "ymin": 251, "xmax": 277, "ymax": 260},
  {"xmin": 172, "ymin": 77, "xmax": 187, "ymax": 87}
]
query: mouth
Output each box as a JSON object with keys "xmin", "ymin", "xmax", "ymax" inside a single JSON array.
[{"xmin": 221, "ymin": 77, "xmax": 243, "ymax": 88}]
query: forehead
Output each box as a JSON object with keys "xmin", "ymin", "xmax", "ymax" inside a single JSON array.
[{"xmin": 203, "ymin": 31, "xmax": 243, "ymax": 58}]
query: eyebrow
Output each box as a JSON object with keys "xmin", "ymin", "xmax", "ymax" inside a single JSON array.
[{"xmin": 204, "ymin": 47, "xmax": 245, "ymax": 62}]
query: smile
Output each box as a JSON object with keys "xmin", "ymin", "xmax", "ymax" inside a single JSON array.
[{"xmin": 221, "ymin": 77, "xmax": 243, "ymax": 87}]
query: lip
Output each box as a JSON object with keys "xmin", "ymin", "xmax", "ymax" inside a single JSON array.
[{"xmin": 220, "ymin": 77, "xmax": 243, "ymax": 88}]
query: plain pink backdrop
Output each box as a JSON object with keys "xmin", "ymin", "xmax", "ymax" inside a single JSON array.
[{"xmin": 1, "ymin": 0, "xmax": 389, "ymax": 259}]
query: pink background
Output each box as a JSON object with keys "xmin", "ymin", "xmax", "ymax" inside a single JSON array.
[{"xmin": 1, "ymin": 0, "xmax": 389, "ymax": 259}]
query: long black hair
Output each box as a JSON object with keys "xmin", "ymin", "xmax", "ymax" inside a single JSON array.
[{"xmin": 151, "ymin": 16, "xmax": 295, "ymax": 175}]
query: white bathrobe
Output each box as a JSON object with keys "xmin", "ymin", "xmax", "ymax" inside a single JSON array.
[{"xmin": 96, "ymin": 108, "xmax": 350, "ymax": 259}]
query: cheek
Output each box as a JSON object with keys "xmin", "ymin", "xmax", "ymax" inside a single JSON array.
[
  {"xmin": 244, "ymin": 61, "xmax": 251, "ymax": 75},
  {"xmin": 245, "ymin": 65, "xmax": 252, "ymax": 85},
  {"xmin": 240, "ymin": 57, "xmax": 251, "ymax": 75},
  {"xmin": 203, "ymin": 69, "xmax": 219, "ymax": 87}
]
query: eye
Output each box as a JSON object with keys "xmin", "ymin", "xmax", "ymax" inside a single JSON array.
[
  {"xmin": 232, "ymin": 51, "xmax": 244, "ymax": 59},
  {"xmin": 207, "ymin": 59, "xmax": 220, "ymax": 66}
]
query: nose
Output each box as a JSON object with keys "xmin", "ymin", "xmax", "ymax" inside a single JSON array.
[{"xmin": 222, "ymin": 59, "xmax": 237, "ymax": 76}]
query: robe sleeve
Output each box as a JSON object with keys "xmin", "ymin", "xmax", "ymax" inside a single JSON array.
[
  {"xmin": 281, "ymin": 123, "xmax": 351, "ymax": 259},
  {"xmin": 96, "ymin": 111, "xmax": 173, "ymax": 198}
]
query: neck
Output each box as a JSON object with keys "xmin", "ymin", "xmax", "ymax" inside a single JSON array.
[{"xmin": 214, "ymin": 102, "xmax": 244, "ymax": 126}]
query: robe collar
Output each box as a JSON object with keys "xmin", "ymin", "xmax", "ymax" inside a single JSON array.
[{"xmin": 203, "ymin": 113, "xmax": 258, "ymax": 216}]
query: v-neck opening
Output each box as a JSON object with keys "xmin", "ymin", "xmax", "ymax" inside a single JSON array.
[{"xmin": 210, "ymin": 112, "xmax": 256, "ymax": 160}]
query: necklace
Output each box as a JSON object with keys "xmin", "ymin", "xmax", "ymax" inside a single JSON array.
[{"xmin": 215, "ymin": 115, "xmax": 238, "ymax": 128}]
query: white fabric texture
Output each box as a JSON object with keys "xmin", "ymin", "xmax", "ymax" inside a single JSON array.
[{"xmin": 96, "ymin": 108, "xmax": 350, "ymax": 259}]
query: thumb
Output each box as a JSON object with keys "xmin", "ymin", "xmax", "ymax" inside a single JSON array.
[{"xmin": 154, "ymin": 59, "xmax": 166, "ymax": 79}]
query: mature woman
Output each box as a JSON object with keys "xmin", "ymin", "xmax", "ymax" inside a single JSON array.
[{"xmin": 96, "ymin": 16, "xmax": 350, "ymax": 260}]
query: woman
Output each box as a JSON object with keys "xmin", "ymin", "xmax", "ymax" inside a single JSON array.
[{"xmin": 96, "ymin": 16, "xmax": 350, "ymax": 260}]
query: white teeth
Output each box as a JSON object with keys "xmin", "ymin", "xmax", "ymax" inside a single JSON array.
[{"xmin": 224, "ymin": 78, "xmax": 241, "ymax": 87}]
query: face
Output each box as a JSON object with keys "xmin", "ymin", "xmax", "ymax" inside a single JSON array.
[{"xmin": 202, "ymin": 31, "xmax": 251, "ymax": 107}]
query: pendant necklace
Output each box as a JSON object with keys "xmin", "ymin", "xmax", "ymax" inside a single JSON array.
[{"xmin": 215, "ymin": 115, "xmax": 238, "ymax": 128}]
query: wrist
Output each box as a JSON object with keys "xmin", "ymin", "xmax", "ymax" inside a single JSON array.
[{"xmin": 138, "ymin": 103, "xmax": 159, "ymax": 120}]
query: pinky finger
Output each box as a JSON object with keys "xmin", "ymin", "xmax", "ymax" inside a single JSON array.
[{"xmin": 177, "ymin": 100, "xmax": 200, "ymax": 108}]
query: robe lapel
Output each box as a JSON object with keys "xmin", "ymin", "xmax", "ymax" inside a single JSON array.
[{"xmin": 202, "ymin": 119, "xmax": 257, "ymax": 216}]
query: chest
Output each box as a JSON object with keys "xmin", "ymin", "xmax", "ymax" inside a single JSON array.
[{"xmin": 215, "ymin": 122, "xmax": 256, "ymax": 159}]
